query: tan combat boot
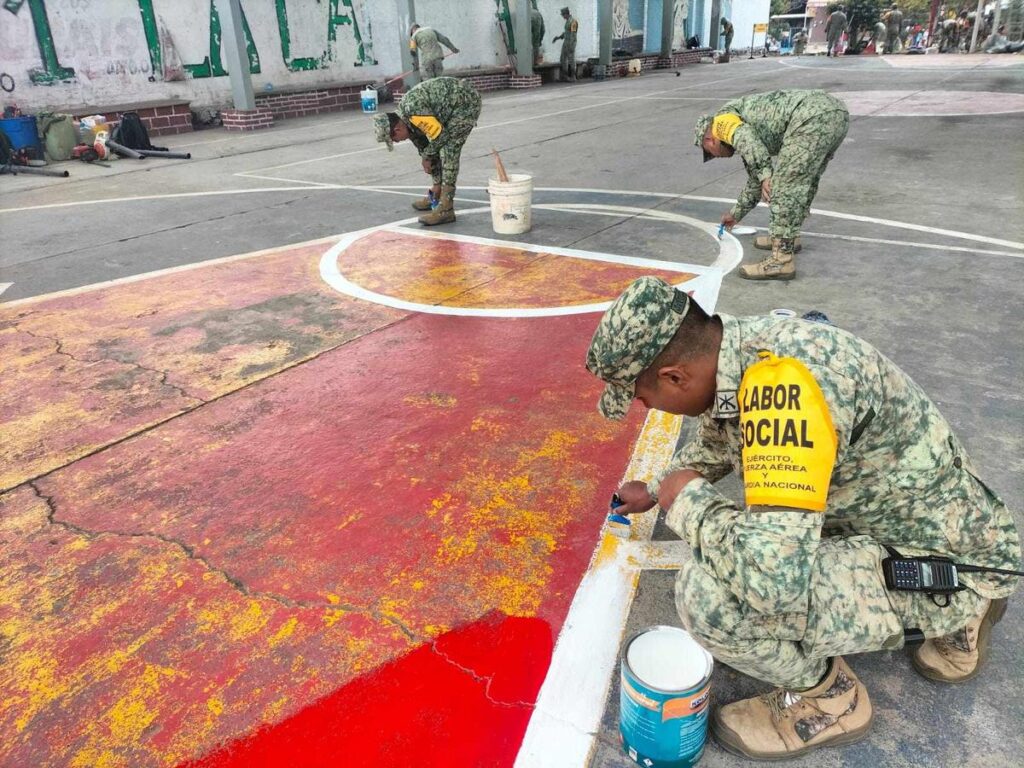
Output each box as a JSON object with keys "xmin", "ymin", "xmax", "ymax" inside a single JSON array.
[
  {"xmin": 754, "ymin": 234, "xmax": 802, "ymax": 252},
  {"xmin": 739, "ymin": 238, "xmax": 796, "ymax": 281},
  {"xmin": 411, "ymin": 196, "xmax": 434, "ymax": 211},
  {"xmin": 713, "ymin": 657, "xmax": 873, "ymax": 760},
  {"xmin": 911, "ymin": 598, "xmax": 1007, "ymax": 683},
  {"xmin": 418, "ymin": 185, "xmax": 456, "ymax": 226}
]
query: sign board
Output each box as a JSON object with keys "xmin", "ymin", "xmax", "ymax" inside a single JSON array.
[{"xmin": 754, "ymin": 23, "xmax": 769, "ymax": 33}]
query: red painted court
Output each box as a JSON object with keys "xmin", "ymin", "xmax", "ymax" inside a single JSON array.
[{"xmin": 1, "ymin": 227, "xmax": 694, "ymax": 766}]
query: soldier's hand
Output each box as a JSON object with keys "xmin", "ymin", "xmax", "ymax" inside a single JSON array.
[
  {"xmin": 760, "ymin": 178, "xmax": 772, "ymax": 202},
  {"xmin": 613, "ymin": 481, "xmax": 656, "ymax": 515},
  {"xmin": 552, "ymin": 35, "xmax": 560, "ymax": 43},
  {"xmin": 422, "ymin": 157, "xmax": 434, "ymax": 174},
  {"xmin": 657, "ymin": 469, "xmax": 704, "ymax": 511},
  {"xmin": 721, "ymin": 212, "xmax": 737, "ymax": 230}
]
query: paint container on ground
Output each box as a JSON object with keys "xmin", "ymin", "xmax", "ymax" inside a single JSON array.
[
  {"xmin": 620, "ymin": 626, "xmax": 713, "ymax": 767},
  {"xmin": 361, "ymin": 86, "xmax": 378, "ymax": 113},
  {"xmin": 0, "ymin": 116, "xmax": 43, "ymax": 158},
  {"xmin": 770, "ymin": 308, "xmax": 796, "ymax": 319},
  {"xmin": 488, "ymin": 173, "xmax": 533, "ymax": 235}
]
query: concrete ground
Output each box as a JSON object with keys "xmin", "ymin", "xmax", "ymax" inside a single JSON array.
[{"xmin": 2, "ymin": 52, "xmax": 1022, "ymax": 767}]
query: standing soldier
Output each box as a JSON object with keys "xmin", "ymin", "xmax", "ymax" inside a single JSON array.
[
  {"xmin": 530, "ymin": 1, "xmax": 546, "ymax": 66},
  {"xmin": 409, "ymin": 23, "xmax": 459, "ymax": 80},
  {"xmin": 693, "ymin": 89, "xmax": 850, "ymax": 281},
  {"xmin": 884, "ymin": 4, "xmax": 903, "ymax": 54},
  {"xmin": 825, "ymin": 6, "xmax": 848, "ymax": 56},
  {"xmin": 372, "ymin": 77, "xmax": 482, "ymax": 226},
  {"xmin": 587, "ymin": 277, "xmax": 1021, "ymax": 761},
  {"xmin": 873, "ymin": 19, "xmax": 888, "ymax": 53},
  {"xmin": 552, "ymin": 7, "xmax": 579, "ymax": 82},
  {"xmin": 940, "ymin": 16, "xmax": 960, "ymax": 52},
  {"xmin": 720, "ymin": 17, "xmax": 735, "ymax": 57}
]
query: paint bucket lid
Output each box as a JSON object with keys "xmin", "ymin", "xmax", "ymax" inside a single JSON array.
[
  {"xmin": 770, "ymin": 308, "xmax": 796, "ymax": 318},
  {"xmin": 731, "ymin": 225, "xmax": 757, "ymax": 236},
  {"xmin": 626, "ymin": 626, "xmax": 712, "ymax": 691}
]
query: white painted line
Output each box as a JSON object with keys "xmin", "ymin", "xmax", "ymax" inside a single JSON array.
[
  {"xmin": 367, "ymin": 185, "xmax": 1024, "ymax": 251},
  {"xmin": 0, "ymin": 186, "xmax": 335, "ymax": 215},
  {"xmin": 515, "ymin": 410, "xmax": 687, "ymax": 768},
  {"xmin": 0, "ymin": 283, "xmax": 12, "ymax": 298},
  {"xmin": 744, "ymin": 227, "xmax": 1024, "ymax": 260},
  {"xmin": 319, "ymin": 207, "xmax": 723, "ymax": 318},
  {"xmin": 0, "ymin": 235, "xmax": 343, "ymax": 308}
]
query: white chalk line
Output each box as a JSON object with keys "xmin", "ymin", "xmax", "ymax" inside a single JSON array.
[
  {"xmin": 739, "ymin": 226, "xmax": 1024, "ymax": 259},
  {"xmin": 0, "ymin": 283, "xmax": 12, "ymax": 298}
]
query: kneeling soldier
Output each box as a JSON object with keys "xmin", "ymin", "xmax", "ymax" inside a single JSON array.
[{"xmin": 587, "ymin": 277, "xmax": 1021, "ymax": 760}]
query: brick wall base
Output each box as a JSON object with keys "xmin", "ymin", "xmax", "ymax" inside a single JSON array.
[
  {"xmin": 594, "ymin": 49, "xmax": 710, "ymax": 78},
  {"xmin": 73, "ymin": 101, "xmax": 193, "ymax": 138},
  {"xmin": 254, "ymin": 84, "xmax": 367, "ymax": 121},
  {"xmin": 222, "ymin": 107, "xmax": 275, "ymax": 132}
]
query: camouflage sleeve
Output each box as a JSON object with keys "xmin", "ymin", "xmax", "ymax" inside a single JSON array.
[
  {"xmin": 731, "ymin": 163, "xmax": 763, "ymax": 221},
  {"xmin": 646, "ymin": 416, "xmax": 734, "ymax": 498},
  {"xmin": 730, "ymin": 124, "xmax": 773, "ymax": 182},
  {"xmin": 436, "ymin": 32, "xmax": 457, "ymax": 50},
  {"xmin": 666, "ymin": 479, "xmax": 823, "ymax": 616}
]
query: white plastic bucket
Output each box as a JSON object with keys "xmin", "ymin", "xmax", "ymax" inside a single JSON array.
[
  {"xmin": 488, "ymin": 173, "xmax": 533, "ymax": 235},
  {"xmin": 360, "ymin": 86, "xmax": 378, "ymax": 113}
]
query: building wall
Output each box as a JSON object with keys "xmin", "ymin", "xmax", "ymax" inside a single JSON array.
[{"xmin": 0, "ymin": 0, "xmax": 400, "ymax": 111}]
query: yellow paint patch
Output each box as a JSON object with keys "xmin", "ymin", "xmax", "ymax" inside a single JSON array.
[
  {"xmin": 207, "ymin": 696, "xmax": 224, "ymax": 716},
  {"xmin": 403, "ymin": 393, "xmax": 458, "ymax": 409},
  {"xmin": 269, "ymin": 617, "xmax": 298, "ymax": 647},
  {"xmin": 229, "ymin": 600, "xmax": 268, "ymax": 641}
]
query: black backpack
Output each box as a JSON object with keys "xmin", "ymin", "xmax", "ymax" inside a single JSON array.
[{"xmin": 112, "ymin": 111, "xmax": 167, "ymax": 151}]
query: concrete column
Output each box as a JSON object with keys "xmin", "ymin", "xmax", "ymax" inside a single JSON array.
[
  {"xmin": 598, "ymin": 0, "xmax": 613, "ymax": 66},
  {"xmin": 398, "ymin": 0, "xmax": 419, "ymax": 89},
  {"xmin": 661, "ymin": 0, "xmax": 675, "ymax": 56},
  {"xmin": 969, "ymin": 0, "xmax": 984, "ymax": 52},
  {"xmin": 220, "ymin": 0, "xmax": 255, "ymax": 110},
  {"xmin": 512, "ymin": 0, "xmax": 534, "ymax": 75},
  {"xmin": 709, "ymin": 0, "xmax": 721, "ymax": 51}
]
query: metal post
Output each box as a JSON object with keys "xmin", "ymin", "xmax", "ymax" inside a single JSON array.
[
  {"xmin": 969, "ymin": 0, "xmax": 984, "ymax": 51},
  {"xmin": 661, "ymin": 0, "xmax": 675, "ymax": 56},
  {"xmin": 220, "ymin": 0, "xmax": 255, "ymax": 110},
  {"xmin": 398, "ymin": 0, "xmax": 419, "ymax": 89},
  {"xmin": 991, "ymin": 0, "xmax": 1002, "ymax": 41},
  {"xmin": 512, "ymin": 0, "xmax": 534, "ymax": 75},
  {"xmin": 598, "ymin": 0, "xmax": 613, "ymax": 66}
]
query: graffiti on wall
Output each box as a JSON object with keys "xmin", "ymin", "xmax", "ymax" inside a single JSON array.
[{"xmin": 3, "ymin": 0, "xmax": 375, "ymax": 87}]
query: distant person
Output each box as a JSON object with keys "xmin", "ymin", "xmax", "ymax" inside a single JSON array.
[
  {"xmin": 409, "ymin": 23, "xmax": 459, "ymax": 80},
  {"xmin": 372, "ymin": 77, "xmax": 481, "ymax": 226},
  {"xmin": 825, "ymin": 6, "xmax": 848, "ymax": 56},
  {"xmin": 793, "ymin": 30, "xmax": 808, "ymax": 56},
  {"xmin": 873, "ymin": 20, "xmax": 887, "ymax": 53},
  {"xmin": 530, "ymin": 0, "xmax": 545, "ymax": 66},
  {"xmin": 982, "ymin": 24, "xmax": 1024, "ymax": 53},
  {"xmin": 940, "ymin": 17, "xmax": 960, "ymax": 52},
  {"xmin": 884, "ymin": 4, "xmax": 904, "ymax": 53},
  {"xmin": 720, "ymin": 17, "xmax": 735, "ymax": 56},
  {"xmin": 693, "ymin": 90, "xmax": 850, "ymax": 281},
  {"xmin": 552, "ymin": 6, "xmax": 579, "ymax": 81}
]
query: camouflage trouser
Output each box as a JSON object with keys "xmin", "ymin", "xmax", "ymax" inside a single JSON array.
[
  {"xmin": 425, "ymin": 92, "xmax": 482, "ymax": 190},
  {"xmin": 676, "ymin": 535, "xmax": 988, "ymax": 690},
  {"xmin": 560, "ymin": 42, "xmax": 576, "ymax": 80},
  {"xmin": 768, "ymin": 93, "xmax": 849, "ymax": 240},
  {"xmin": 826, "ymin": 33, "xmax": 842, "ymax": 54},
  {"xmin": 421, "ymin": 58, "xmax": 444, "ymax": 80},
  {"xmin": 886, "ymin": 29, "xmax": 900, "ymax": 53}
]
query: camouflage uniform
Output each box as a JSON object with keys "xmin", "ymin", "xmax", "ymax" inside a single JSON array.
[
  {"xmin": 695, "ymin": 90, "xmax": 850, "ymax": 241},
  {"xmin": 885, "ymin": 7, "xmax": 904, "ymax": 54},
  {"xmin": 556, "ymin": 10, "xmax": 579, "ymax": 81},
  {"xmin": 531, "ymin": 5, "xmax": 546, "ymax": 66},
  {"xmin": 587, "ymin": 278, "xmax": 1021, "ymax": 690},
  {"xmin": 720, "ymin": 18, "xmax": 734, "ymax": 55},
  {"xmin": 411, "ymin": 26, "xmax": 458, "ymax": 80},
  {"xmin": 825, "ymin": 10, "xmax": 847, "ymax": 55},
  {"xmin": 395, "ymin": 77, "xmax": 482, "ymax": 194}
]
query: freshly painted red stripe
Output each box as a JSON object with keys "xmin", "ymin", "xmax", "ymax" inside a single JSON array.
[{"xmin": 183, "ymin": 613, "xmax": 552, "ymax": 768}]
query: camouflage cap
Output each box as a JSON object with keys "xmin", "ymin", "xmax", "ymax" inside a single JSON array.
[
  {"xmin": 694, "ymin": 114, "xmax": 713, "ymax": 163},
  {"xmin": 561, "ymin": 7, "xmax": 570, "ymax": 14},
  {"xmin": 585, "ymin": 277, "xmax": 690, "ymax": 420},
  {"xmin": 373, "ymin": 112, "xmax": 394, "ymax": 151}
]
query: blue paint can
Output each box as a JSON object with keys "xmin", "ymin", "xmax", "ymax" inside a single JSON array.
[
  {"xmin": 0, "ymin": 116, "xmax": 43, "ymax": 158},
  {"xmin": 620, "ymin": 626, "xmax": 713, "ymax": 767}
]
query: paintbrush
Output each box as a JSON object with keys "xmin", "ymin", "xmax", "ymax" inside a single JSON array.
[{"xmin": 491, "ymin": 148, "xmax": 510, "ymax": 183}]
